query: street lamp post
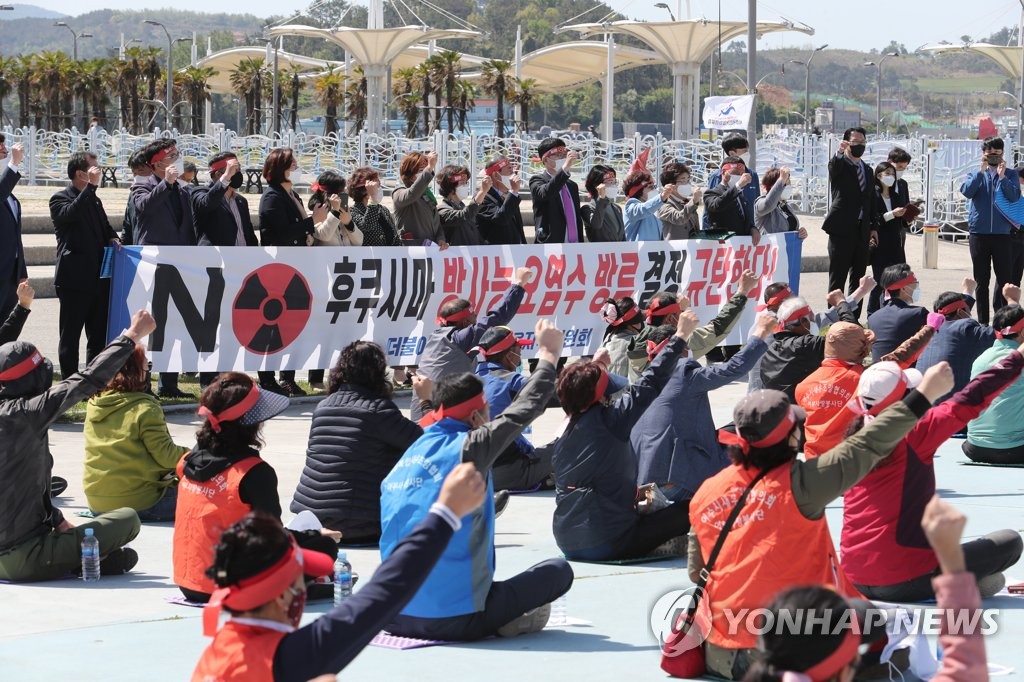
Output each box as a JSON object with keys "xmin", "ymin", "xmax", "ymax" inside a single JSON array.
[
  {"xmin": 54, "ymin": 22, "xmax": 92, "ymax": 60},
  {"xmin": 653, "ymin": 3, "xmax": 676, "ymax": 21},
  {"xmin": 864, "ymin": 51, "xmax": 899, "ymax": 134},
  {"xmin": 789, "ymin": 43, "xmax": 827, "ymax": 137},
  {"xmin": 144, "ymin": 19, "xmax": 174, "ymax": 130}
]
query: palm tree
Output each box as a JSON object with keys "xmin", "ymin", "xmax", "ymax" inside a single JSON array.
[
  {"xmin": 143, "ymin": 48, "xmax": 163, "ymax": 130},
  {"xmin": 392, "ymin": 67, "xmax": 420, "ymax": 136},
  {"xmin": 179, "ymin": 65, "xmax": 215, "ymax": 134},
  {"xmin": 433, "ymin": 50, "xmax": 463, "ymax": 133},
  {"xmin": 455, "ymin": 80, "xmax": 476, "ymax": 133},
  {"xmin": 345, "ymin": 66, "xmax": 367, "ymax": 134},
  {"xmin": 479, "ymin": 59, "xmax": 513, "ymax": 137},
  {"xmin": 285, "ymin": 65, "xmax": 304, "ymax": 132},
  {"xmin": 11, "ymin": 55, "xmax": 34, "ymax": 128},
  {"xmin": 0, "ymin": 57, "xmax": 14, "ymax": 126},
  {"xmin": 115, "ymin": 47, "xmax": 147, "ymax": 133},
  {"xmin": 35, "ymin": 51, "xmax": 73, "ymax": 130},
  {"xmin": 414, "ymin": 62, "xmax": 433, "ymax": 136},
  {"xmin": 314, "ymin": 70, "xmax": 345, "ymax": 136},
  {"xmin": 509, "ymin": 77, "xmax": 539, "ymax": 134},
  {"xmin": 230, "ymin": 58, "xmax": 265, "ymax": 135},
  {"xmin": 78, "ymin": 59, "xmax": 112, "ymax": 127}
]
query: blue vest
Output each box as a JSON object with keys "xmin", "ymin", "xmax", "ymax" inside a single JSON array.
[
  {"xmin": 475, "ymin": 362, "xmax": 533, "ymax": 455},
  {"xmin": 379, "ymin": 418, "xmax": 496, "ymax": 618}
]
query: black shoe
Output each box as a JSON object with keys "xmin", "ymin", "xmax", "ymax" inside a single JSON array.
[
  {"xmin": 280, "ymin": 380, "xmax": 307, "ymax": 397},
  {"xmin": 100, "ymin": 547, "xmax": 139, "ymax": 575},
  {"xmin": 157, "ymin": 388, "xmax": 196, "ymax": 400},
  {"xmin": 259, "ymin": 379, "xmax": 288, "ymax": 395},
  {"xmin": 50, "ymin": 476, "xmax": 68, "ymax": 498},
  {"xmin": 494, "ymin": 490, "xmax": 510, "ymax": 518}
]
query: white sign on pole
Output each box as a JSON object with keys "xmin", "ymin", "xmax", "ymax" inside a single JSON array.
[{"xmin": 702, "ymin": 95, "xmax": 755, "ymax": 131}]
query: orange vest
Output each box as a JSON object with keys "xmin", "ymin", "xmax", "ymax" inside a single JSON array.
[
  {"xmin": 173, "ymin": 455, "xmax": 262, "ymax": 595},
  {"xmin": 795, "ymin": 359, "xmax": 863, "ymax": 458},
  {"xmin": 690, "ymin": 462, "xmax": 861, "ymax": 649},
  {"xmin": 191, "ymin": 620, "xmax": 286, "ymax": 682}
]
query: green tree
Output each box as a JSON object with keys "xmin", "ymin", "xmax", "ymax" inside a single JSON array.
[
  {"xmin": 344, "ymin": 66, "xmax": 367, "ymax": 134},
  {"xmin": 509, "ymin": 77, "xmax": 539, "ymax": 133},
  {"xmin": 393, "ymin": 67, "xmax": 420, "ymax": 136},
  {"xmin": 314, "ymin": 70, "xmax": 345, "ymax": 136},
  {"xmin": 479, "ymin": 58, "xmax": 513, "ymax": 136},
  {"xmin": 229, "ymin": 57, "xmax": 264, "ymax": 135}
]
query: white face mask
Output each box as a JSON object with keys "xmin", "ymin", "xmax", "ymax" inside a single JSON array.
[
  {"xmin": 738, "ymin": 152, "xmax": 751, "ymax": 165},
  {"xmin": 728, "ymin": 175, "xmax": 742, "ymax": 188},
  {"xmin": 172, "ymin": 157, "xmax": 186, "ymax": 185},
  {"xmin": 551, "ymin": 158, "xmax": 566, "ymax": 173},
  {"xmin": 500, "ymin": 174, "xmax": 513, "ymax": 188},
  {"xmin": 911, "ymin": 287, "xmax": 923, "ymax": 304},
  {"xmin": 880, "ymin": 175, "xmax": 896, "ymax": 188},
  {"xmin": 604, "ymin": 184, "xmax": 619, "ymax": 200},
  {"xmin": 780, "ymin": 185, "xmax": 794, "ymax": 200},
  {"xmin": 677, "ymin": 183, "xmax": 693, "ymax": 198},
  {"xmin": 895, "ymin": 170, "xmax": 906, "ymax": 180},
  {"xmin": 372, "ymin": 187, "xmax": 384, "ymax": 203},
  {"xmin": 456, "ymin": 184, "xmax": 471, "ymax": 200},
  {"xmin": 808, "ymin": 320, "xmax": 820, "ymax": 336}
]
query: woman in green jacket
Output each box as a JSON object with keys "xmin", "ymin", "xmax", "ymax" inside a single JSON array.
[{"xmin": 83, "ymin": 344, "xmax": 188, "ymax": 521}]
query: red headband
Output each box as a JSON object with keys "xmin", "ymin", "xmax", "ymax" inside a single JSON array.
[
  {"xmin": 886, "ymin": 274, "xmax": 918, "ymax": 292},
  {"xmin": 722, "ymin": 162, "xmax": 744, "ymax": 175},
  {"xmin": 584, "ymin": 370, "xmax": 610, "ymax": 411},
  {"xmin": 717, "ymin": 408, "xmax": 797, "ymax": 455},
  {"xmin": 473, "ymin": 332, "xmax": 528, "ymax": 358},
  {"xmin": 647, "ymin": 299, "xmax": 681, "ymax": 323},
  {"xmin": 542, "ymin": 146, "xmax": 566, "ymax": 160},
  {"xmin": 0, "ymin": 349, "xmax": 43, "ymax": 381},
  {"xmin": 420, "ymin": 392, "xmax": 488, "ymax": 427},
  {"xmin": 776, "ymin": 305, "xmax": 812, "ymax": 332},
  {"xmin": 203, "ymin": 542, "xmax": 304, "ymax": 637},
  {"xmin": 997, "ymin": 317, "xmax": 1024, "ymax": 339},
  {"xmin": 439, "ymin": 304, "xmax": 474, "ymax": 325},
  {"xmin": 197, "ymin": 383, "xmax": 261, "ymax": 433},
  {"xmin": 209, "ymin": 158, "xmax": 229, "ymax": 174},
  {"xmin": 938, "ymin": 299, "xmax": 968, "ymax": 316},
  {"xmin": 766, "ymin": 286, "xmax": 793, "ymax": 308},
  {"xmin": 801, "ymin": 627, "xmax": 861, "ymax": 682},
  {"xmin": 646, "ymin": 338, "xmax": 670, "ymax": 361},
  {"xmin": 150, "ymin": 145, "xmax": 177, "ymax": 165},
  {"xmin": 608, "ymin": 306, "xmax": 641, "ymax": 327},
  {"xmin": 626, "ymin": 182, "xmax": 650, "ymax": 199},
  {"xmin": 310, "ymin": 182, "xmax": 324, "ymax": 193},
  {"xmin": 486, "ymin": 158, "xmax": 511, "ymax": 175},
  {"xmin": 450, "ymin": 174, "xmax": 467, "ymax": 185}
]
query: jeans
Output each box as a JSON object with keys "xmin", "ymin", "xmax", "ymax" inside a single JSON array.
[
  {"xmin": 562, "ymin": 500, "xmax": 691, "ymax": 562},
  {"xmin": 969, "ymin": 233, "xmax": 1013, "ymax": 325},
  {"xmin": 136, "ymin": 485, "xmax": 178, "ymax": 523}
]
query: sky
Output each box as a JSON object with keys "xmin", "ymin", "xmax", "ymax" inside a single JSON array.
[{"xmin": 23, "ymin": 0, "xmax": 1024, "ymax": 53}]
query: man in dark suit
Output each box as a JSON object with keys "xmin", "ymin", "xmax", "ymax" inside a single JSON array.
[
  {"xmin": 49, "ymin": 152, "xmax": 120, "ymax": 379},
  {"xmin": 867, "ymin": 264, "xmax": 929, "ymax": 363},
  {"xmin": 0, "ymin": 136, "xmax": 27, "ymax": 318},
  {"xmin": 823, "ymin": 127, "xmax": 874, "ymax": 316},
  {"xmin": 702, "ymin": 156, "xmax": 759, "ymax": 242},
  {"xmin": 130, "ymin": 138, "xmax": 196, "ymax": 398},
  {"xmin": 476, "ymin": 155, "xmax": 526, "ymax": 245},
  {"xmin": 529, "ymin": 138, "xmax": 583, "ymax": 244},
  {"xmin": 120, "ymin": 149, "xmax": 152, "ymax": 245}
]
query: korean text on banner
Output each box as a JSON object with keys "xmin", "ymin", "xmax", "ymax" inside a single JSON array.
[{"xmin": 702, "ymin": 95, "xmax": 756, "ymax": 131}]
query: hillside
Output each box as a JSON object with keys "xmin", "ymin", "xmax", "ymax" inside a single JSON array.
[{"xmin": 0, "ymin": 4, "xmax": 66, "ymax": 20}]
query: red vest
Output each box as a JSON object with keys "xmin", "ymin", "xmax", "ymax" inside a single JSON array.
[
  {"xmin": 795, "ymin": 359, "xmax": 863, "ymax": 458},
  {"xmin": 191, "ymin": 620, "xmax": 286, "ymax": 682},
  {"xmin": 173, "ymin": 455, "xmax": 262, "ymax": 595},
  {"xmin": 690, "ymin": 462, "xmax": 861, "ymax": 649}
]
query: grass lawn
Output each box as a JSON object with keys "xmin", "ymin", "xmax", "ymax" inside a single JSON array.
[{"xmin": 914, "ymin": 75, "xmax": 1006, "ymax": 93}]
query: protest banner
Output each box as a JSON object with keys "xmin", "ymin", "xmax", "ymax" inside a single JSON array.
[{"xmin": 107, "ymin": 233, "xmax": 802, "ymax": 372}]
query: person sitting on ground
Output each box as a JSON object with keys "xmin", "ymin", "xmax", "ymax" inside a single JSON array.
[
  {"xmin": 409, "ymin": 266, "xmax": 532, "ymax": 422},
  {"xmin": 628, "ymin": 271, "xmax": 757, "ymax": 379},
  {"xmin": 687, "ymin": 364, "xmax": 952, "ymax": 680},
  {"xmin": 741, "ymin": 496, "xmax": 989, "ymax": 682},
  {"xmin": 0, "ymin": 309, "xmax": 157, "ymax": 582},
  {"xmin": 580, "ymin": 165, "xmax": 625, "ymax": 242},
  {"xmin": 632, "ymin": 312, "xmax": 775, "ymax": 505},
  {"xmin": 599, "ymin": 296, "xmax": 645, "ymax": 379},
  {"xmin": 963, "ymin": 303, "xmax": 1024, "ymax": 465},
  {"xmin": 840, "ymin": 356, "xmax": 1024, "ymax": 602},
  {"xmin": 174, "ymin": 373, "xmax": 338, "ymax": 604},
  {"xmin": 83, "ymin": 342, "xmax": 188, "ymax": 522},
  {"xmin": 703, "ymin": 157, "xmax": 758, "ymax": 243},
  {"xmin": 917, "ymin": 281, "xmax": 1020, "ymax": 404},
  {"xmin": 657, "ymin": 161, "xmax": 702, "ymax": 239},
  {"xmin": 438, "ymin": 164, "xmax": 488, "ymax": 246},
  {"xmin": 392, "ymin": 151, "xmax": 447, "ymax": 248},
  {"xmin": 291, "ymin": 342, "xmax": 432, "ymax": 545},
  {"xmin": 552, "ymin": 311, "xmax": 700, "ymax": 561},
  {"xmin": 623, "ymin": 169, "xmax": 672, "ymax": 242},
  {"xmin": 869, "ymin": 263, "xmax": 930, "ymax": 362},
  {"xmin": 193, "ymin": 464, "xmax": 485, "ymax": 681},
  {"xmin": 754, "ymin": 166, "xmax": 808, "ymax": 239},
  {"xmin": 760, "ymin": 295, "xmax": 859, "ymax": 401},
  {"xmin": 470, "ymin": 326, "xmax": 555, "ymax": 492},
  {"xmin": 381, "ymin": 320, "xmax": 574, "ymax": 642}
]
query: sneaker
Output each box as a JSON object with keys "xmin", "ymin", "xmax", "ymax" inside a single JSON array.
[
  {"xmin": 309, "ymin": 381, "xmax": 327, "ymax": 392},
  {"xmin": 50, "ymin": 476, "xmax": 68, "ymax": 498},
  {"xmin": 280, "ymin": 380, "xmax": 307, "ymax": 397},
  {"xmin": 259, "ymin": 378, "xmax": 288, "ymax": 395},
  {"xmin": 652, "ymin": 535, "xmax": 688, "ymax": 557},
  {"xmin": 494, "ymin": 490, "xmax": 510, "ymax": 518},
  {"xmin": 978, "ymin": 573, "xmax": 1006, "ymax": 598},
  {"xmin": 100, "ymin": 547, "xmax": 139, "ymax": 575},
  {"xmin": 497, "ymin": 603, "xmax": 551, "ymax": 637},
  {"xmin": 157, "ymin": 388, "xmax": 196, "ymax": 400}
]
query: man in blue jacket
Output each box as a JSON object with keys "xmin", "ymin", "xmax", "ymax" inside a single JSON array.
[
  {"xmin": 960, "ymin": 136, "xmax": 1020, "ymax": 324},
  {"xmin": 381, "ymin": 319, "xmax": 573, "ymax": 642}
]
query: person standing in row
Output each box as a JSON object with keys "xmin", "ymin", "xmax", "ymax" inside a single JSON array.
[
  {"xmin": 581, "ymin": 165, "xmax": 624, "ymax": 242},
  {"xmin": 702, "ymin": 134, "xmax": 759, "ymax": 231},
  {"xmin": 393, "ymin": 151, "xmax": 447, "ymax": 248},
  {"xmin": 658, "ymin": 162, "xmax": 701, "ymax": 239},
  {"xmin": 0, "ymin": 136, "xmax": 26, "ymax": 319},
  {"xmin": 349, "ymin": 167, "xmax": 401, "ymax": 247},
  {"xmin": 476, "ymin": 155, "xmax": 526, "ymax": 245},
  {"xmin": 438, "ymin": 165, "xmax": 487, "ymax": 246},
  {"xmin": 823, "ymin": 127, "xmax": 874, "ymax": 318},
  {"xmin": 530, "ymin": 138, "xmax": 583, "ymax": 244},
  {"xmin": 49, "ymin": 152, "xmax": 120, "ymax": 380}
]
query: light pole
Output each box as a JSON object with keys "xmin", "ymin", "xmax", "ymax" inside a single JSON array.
[
  {"xmin": 789, "ymin": 43, "xmax": 827, "ymax": 137},
  {"xmin": 864, "ymin": 51, "xmax": 899, "ymax": 134},
  {"xmin": 144, "ymin": 19, "xmax": 174, "ymax": 130},
  {"xmin": 54, "ymin": 22, "xmax": 92, "ymax": 60},
  {"xmin": 653, "ymin": 3, "xmax": 676, "ymax": 21}
]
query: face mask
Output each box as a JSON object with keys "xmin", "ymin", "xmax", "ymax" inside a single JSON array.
[
  {"xmin": 500, "ymin": 174, "xmax": 513, "ymax": 188},
  {"xmin": 738, "ymin": 152, "xmax": 751, "ymax": 165},
  {"xmin": 604, "ymin": 184, "xmax": 619, "ymax": 200},
  {"xmin": 0, "ymin": 157, "xmax": 10, "ymax": 173},
  {"xmin": 728, "ymin": 175, "xmax": 742, "ymax": 188},
  {"xmin": 987, "ymin": 153, "xmax": 1003, "ymax": 167},
  {"xmin": 372, "ymin": 187, "xmax": 384, "ymax": 203},
  {"xmin": 228, "ymin": 173, "xmax": 243, "ymax": 190},
  {"xmin": 880, "ymin": 175, "xmax": 896, "ymax": 188},
  {"xmin": 808, "ymin": 320, "xmax": 820, "ymax": 336},
  {"xmin": 173, "ymin": 156, "xmax": 185, "ymax": 175},
  {"xmin": 286, "ymin": 587, "xmax": 306, "ymax": 629},
  {"xmin": 677, "ymin": 183, "xmax": 693, "ymax": 198},
  {"xmin": 456, "ymin": 184, "xmax": 471, "ymax": 200},
  {"xmin": 911, "ymin": 287, "xmax": 923, "ymax": 303},
  {"xmin": 552, "ymin": 158, "xmax": 566, "ymax": 173},
  {"xmin": 849, "ymin": 144, "xmax": 866, "ymax": 158},
  {"xmin": 895, "ymin": 170, "xmax": 906, "ymax": 180},
  {"xmin": 780, "ymin": 185, "xmax": 793, "ymax": 200}
]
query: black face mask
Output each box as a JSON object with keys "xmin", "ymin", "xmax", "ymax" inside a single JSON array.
[
  {"xmin": 849, "ymin": 144, "xmax": 866, "ymax": 158},
  {"xmin": 987, "ymin": 153, "xmax": 1003, "ymax": 167},
  {"xmin": 228, "ymin": 173, "xmax": 244, "ymax": 189}
]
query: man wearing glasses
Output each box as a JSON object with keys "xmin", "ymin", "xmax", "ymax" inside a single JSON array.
[{"xmin": 0, "ymin": 135, "xmax": 27, "ymax": 318}]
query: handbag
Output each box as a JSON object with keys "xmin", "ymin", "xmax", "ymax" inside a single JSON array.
[{"xmin": 660, "ymin": 469, "xmax": 769, "ymax": 678}]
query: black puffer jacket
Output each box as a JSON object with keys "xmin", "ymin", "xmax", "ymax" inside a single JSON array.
[{"xmin": 290, "ymin": 384, "xmax": 422, "ymax": 537}]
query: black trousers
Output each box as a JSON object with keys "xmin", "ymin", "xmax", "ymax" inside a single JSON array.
[
  {"xmin": 562, "ymin": 500, "xmax": 691, "ymax": 562},
  {"xmin": 969, "ymin": 233, "xmax": 1013, "ymax": 325},
  {"xmin": 387, "ymin": 558, "xmax": 574, "ymax": 641},
  {"xmin": 963, "ymin": 440, "xmax": 1024, "ymax": 465},
  {"xmin": 828, "ymin": 232, "xmax": 870, "ymax": 317},
  {"xmin": 856, "ymin": 530, "xmax": 1023, "ymax": 602},
  {"xmin": 492, "ymin": 444, "xmax": 554, "ymax": 492},
  {"xmin": 56, "ymin": 282, "xmax": 109, "ymax": 378},
  {"xmin": 995, "ymin": 231, "xmax": 1024, "ymax": 312}
]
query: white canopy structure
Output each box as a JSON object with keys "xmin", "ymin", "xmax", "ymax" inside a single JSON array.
[
  {"xmin": 918, "ymin": 42, "xmax": 1023, "ymax": 80},
  {"xmin": 518, "ymin": 40, "xmax": 664, "ymax": 92},
  {"xmin": 560, "ymin": 19, "xmax": 813, "ymax": 138},
  {"xmin": 195, "ymin": 47, "xmax": 339, "ymax": 95}
]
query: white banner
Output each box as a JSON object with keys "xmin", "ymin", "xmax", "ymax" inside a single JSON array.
[
  {"xmin": 702, "ymin": 94, "xmax": 755, "ymax": 131},
  {"xmin": 108, "ymin": 234, "xmax": 802, "ymax": 372}
]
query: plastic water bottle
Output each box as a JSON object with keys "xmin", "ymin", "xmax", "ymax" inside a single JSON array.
[
  {"xmin": 333, "ymin": 553, "xmax": 352, "ymax": 606},
  {"xmin": 81, "ymin": 528, "xmax": 100, "ymax": 582}
]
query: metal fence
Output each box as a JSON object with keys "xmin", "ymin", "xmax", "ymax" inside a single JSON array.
[{"xmin": 3, "ymin": 125, "xmax": 989, "ymax": 235}]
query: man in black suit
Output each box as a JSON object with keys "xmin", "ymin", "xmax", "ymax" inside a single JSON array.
[
  {"xmin": 130, "ymin": 138, "xmax": 195, "ymax": 398},
  {"xmin": 120, "ymin": 149, "xmax": 152, "ymax": 245},
  {"xmin": 823, "ymin": 127, "xmax": 874, "ymax": 316},
  {"xmin": 529, "ymin": 138, "xmax": 584, "ymax": 244},
  {"xmin": 702, "ymin": 156, "xmax": 759, "ymax": 243},
  {"xmin": 0, "ymin": 136, "xmax": 27, "ymax": 318},
  {"xmin": 476, "ymin": 155, "xmax": 526, "ymax": 245},
  {"xmin": 49, "ymin": 152, "xmax": 120, "ymax": 379}
]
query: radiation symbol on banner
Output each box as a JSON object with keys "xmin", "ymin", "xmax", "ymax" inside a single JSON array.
[{"xmin": 232, "ymin": 264, "xmax": 312, "ymax": 355}]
